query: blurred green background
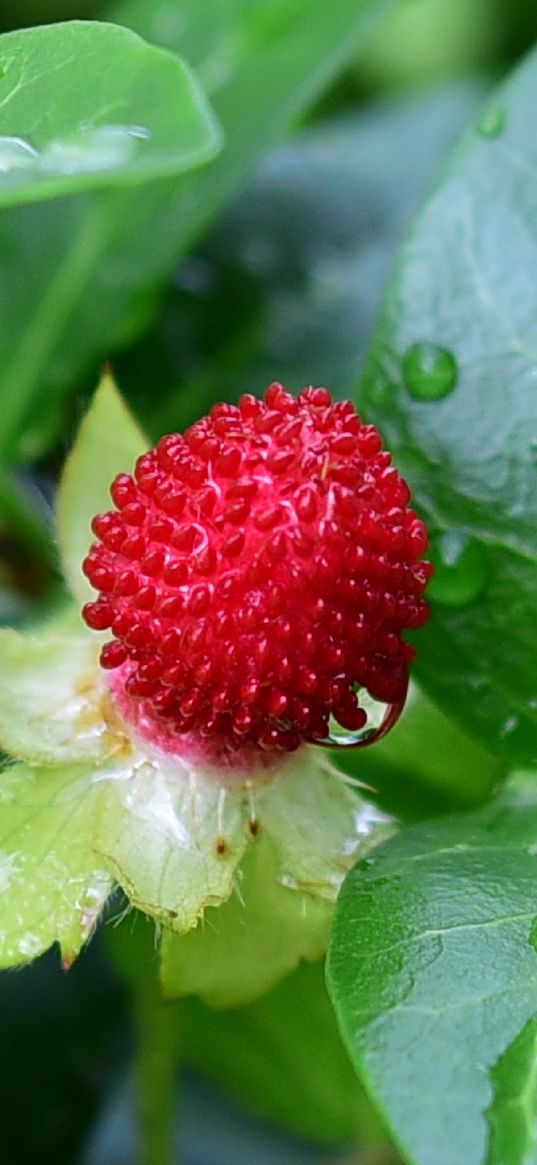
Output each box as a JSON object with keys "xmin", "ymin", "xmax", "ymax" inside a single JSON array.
[{"xmin": 0, "ymin": 1, "xmax": 535, "ymax": 1162}]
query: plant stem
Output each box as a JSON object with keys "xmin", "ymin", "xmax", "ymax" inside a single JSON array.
[
  {"xmin": 0, "ymin": 470, "xmax": 58, "ymax": 574},
  {"xmin": 135, "ymin": 957, "xmax": 178, "ymax": 1165}
]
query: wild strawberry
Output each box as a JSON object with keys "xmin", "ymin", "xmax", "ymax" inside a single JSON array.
[{"xmin": 82, "ymin": 384, "xmax": 431, "ymax": 765}]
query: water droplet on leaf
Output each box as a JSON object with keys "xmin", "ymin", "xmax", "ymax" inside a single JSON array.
[
  {"xmin": 428, "ymin": 531, "xmax": 488, "ymax": 607},
  {"xmin": 41, "ymin": 123, "xmax": 150, "ymax": 175},
  {"xmin": 0, "ymin": 125, "xmax": 150, "ymax": 180},
  {"xmin": 477, "ymin": 107, "xmax": 505, "ymax": 139},
  {"xmin": 500, "ymin": 715, "xmax": 519, "ymax": 738},
  {"xmin": 18, "ymin": 933, "xmax": 42, "ymax": 957},
  {"xmin": 402, "ymin": 341, "xmax": 458, "ymax": 401},
  {"xmin": 0, "ymin": 134, "xmax": 39, "ymax": 172}
]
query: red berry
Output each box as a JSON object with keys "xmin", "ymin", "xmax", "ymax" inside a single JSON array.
[{"xmin": 82, "ymin": 385, "xmax": 430, "ymax": 761}]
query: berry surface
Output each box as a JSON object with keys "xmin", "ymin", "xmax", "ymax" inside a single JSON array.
[{"xmin": 82, "ymin": 384, "xmax": 431, "ymax": 762}]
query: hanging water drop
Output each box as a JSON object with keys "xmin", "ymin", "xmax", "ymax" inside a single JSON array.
[
  {"xmin": 402, "ymin": 341, "xmax": 458, "ymax": 401},
  {"xmin": 311, "ymin": 688, "xmax": 407, "ymax": 750},
  {"xmin": 477, "ymin": 107, "xmax": 505, "ymax": 139},
  {"xmin": 427, "ymin": 531, "xmax": 488, "ymax": 607}
]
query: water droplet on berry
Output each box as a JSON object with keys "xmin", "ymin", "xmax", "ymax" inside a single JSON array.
[
  {"xmin": 427, "ymin": 531, "xmax": 487, "ymax": 607},
  {"xmin": 311, "ymin": 691, "xmax": 405, "ymax": 750},
  {"xmin": 477, "ymin": 107, "xmax": 505, "ymax": 139},
  {"xmin": 402, "ymin": 342, "xmax": 458, "ymax": 401}
]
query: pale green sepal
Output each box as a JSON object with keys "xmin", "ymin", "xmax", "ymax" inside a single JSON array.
[
  {"xmin": 56, "ymin": 371, "xmax": 149, "ymax": 605},
  {"xmin": 92, "ymin": 759, "xmax": 249, "ymax": 931},
  {"xmin": 255, "ymin": 748, "xmax": 393, "ymax": 900},
  {"xmin": 0, "ymin": 761, "xmax": 112, "ymax": 969},
  {"xmin": 0, "ymin": 626, "xmax": 109, "ymax": 764},
  {"xmin": 160, "ymin": 834, "xmax": 333, "ymax": 1008}
]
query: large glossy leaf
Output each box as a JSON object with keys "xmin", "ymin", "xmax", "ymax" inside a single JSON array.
[
  {"xmin": 0, "ymin": 761, "xmax": 112, "ymax": 968},
  {"xmin": 0, "ymin": 0, "xmax": 397, "ymax": 465},
  {"xmin": 358, "ymin": 49, "xmax": 537, "ymax": 765},
  {"xmin": 486, "ymin": 1014, "xmax": 537, "ymax": 1165},
  {"xmin": 0, "ymin": 21, "xmax": 219, "ymax": 209},
  {"xmin": 327, "ymin": 775, "xmax": 537, "ymax": 1165}
]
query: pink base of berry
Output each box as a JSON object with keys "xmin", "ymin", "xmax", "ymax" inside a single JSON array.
[{"xmin": 107, "ymin": 663, "xmax": 295, "ymax": 775}]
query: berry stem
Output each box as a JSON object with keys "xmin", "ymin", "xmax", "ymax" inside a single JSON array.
[{"xmin": 135, "ymin": 952, "xmax": 179, "ymax": 1165}]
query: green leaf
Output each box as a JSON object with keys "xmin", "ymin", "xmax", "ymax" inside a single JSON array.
[
  {"xmin": 254, "ymin": 750, "xmax": 393, "ymax": 898},
  {"xmin": 182, "ymin": 961, "xmax": 383, "ymax": 1146},
  {"xmin": 0, "ymin": 21, "xmax": 219, "ymax": 208},
  {"xmin": 0, "ymin": 0, "xmax": 396, "ymax": 464},
  {"xmin": 327, "ymin": 775, "xmax": 537, "ymax": 1165},
  {"xmin": 93, "ymin": 758, "xmax": 248, "ymax": 933},
  {"xmin": 358, "ymin": 49, "xmax": 537, "ymax": 765},
  {"xmin": 0, "ymin": 761, "xmax": 112, "ymax": 968},
  {"xmin": 352, "ymin": 0, "xmax": 500, "ymax": 91},
  {"xmin": 160, "ymin": 770, "xmax": 388, "ymax": 1010},
  {"xmin": 160, "ymin": 833, "xmax": 332, "ymax": 1007},
  {"xmin": 56, "ymin": 371, "xmax": 148, "ymax": 605},
  {"xmin": 486, "ymin": 1014, "xmax": 537, "ymax": 1165},
  {"xmin": 0, "ymin": 626, "xmax": 107, "ymax": 764}
]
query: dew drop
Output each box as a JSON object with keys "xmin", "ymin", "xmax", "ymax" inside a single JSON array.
[
  {"xmin": 0, "ymin": 849, "xmax": 20, "ymax": 891},
  {"xmin": 427, "ymin": 531, "xmax": 488, "ymax": 607},
  {"xmin": 311, "ymin": 689, "xmax": 407, "ymax": 751},
  {"xmin": 500, "ymin": 715, "xmax": 519, "ymax": 738},
  {"xmin": 41, "ymin": 123, "xmax": 150, "ymax": 175},
  {"xmin": 0, "ymin": 134, "xmax": 39, "ymax": 173},
  {"xmin": 477, "ymin": 107, "xmax": 505, "ymax": 139},
  {"xmin": 18, "ymin": 933, "xmax": 42, "ymax": 957},
  {"xmin": 402, "ymin": 341, "xmax": 458, "ymax": 402}
]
